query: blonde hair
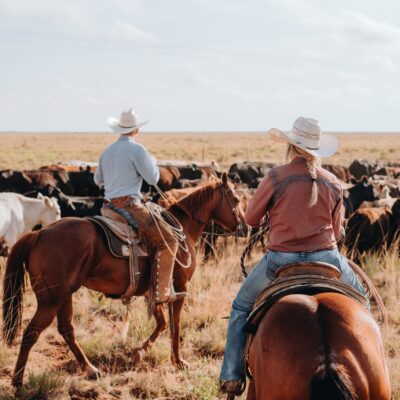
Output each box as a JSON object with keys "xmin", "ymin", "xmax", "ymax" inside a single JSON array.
[{"xmin": 285, "ymin": 144, "xmax": 320, "ymax": 207}]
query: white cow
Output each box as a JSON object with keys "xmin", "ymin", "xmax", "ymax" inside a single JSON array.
[{"xmin": 0, "ymin": 193, "xmax": 61, "ymax": 253}]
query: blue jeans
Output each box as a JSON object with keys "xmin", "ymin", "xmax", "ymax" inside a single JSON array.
[{"xmin": 219, "ymin": 248, "xmax": 366, "ymax": 381}]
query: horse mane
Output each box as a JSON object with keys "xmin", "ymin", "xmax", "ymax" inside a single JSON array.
[{"xmin": 169, "ymin": 181, "xmax": 221, "ymax": 218}]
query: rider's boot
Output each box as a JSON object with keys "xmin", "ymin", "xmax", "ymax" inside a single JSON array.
[
  {"xmin": 154, "ymin": 245, "xmax": 187, "ymax": 304},
  {"xmin": 220, "ymin": 380, "xmax": 245, "ymax": 397}
]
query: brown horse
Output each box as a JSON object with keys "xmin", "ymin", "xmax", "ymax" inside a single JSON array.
[
  {"xmin": 2, "ymin": 174, "xmax": 245, "ymax": 387},
  {"xmin": 246, "ymin": 293, "xmax": 391, "ymax": 400}
]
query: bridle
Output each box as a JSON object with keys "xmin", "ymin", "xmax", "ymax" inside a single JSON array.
[{"xmin": 194, "ymin": 183, "xmax": 242, "ymax": 235}]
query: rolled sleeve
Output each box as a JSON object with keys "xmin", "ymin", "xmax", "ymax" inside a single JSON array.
[
  {"xmin": 245, "ymin": 175, "xmax": 274, "ymax": 226},
  {"xmin": 94, "ymin": 163, "xmax": 104, "ymax": 187},
  {"xmin": 132, "ymin": 145, "xmax": 160, "ymax": 186}
]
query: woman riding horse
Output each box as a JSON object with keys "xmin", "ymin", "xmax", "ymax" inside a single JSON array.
[{"xmin": 220, "ymin": 117, "xmax": 371, "ymax": 397}]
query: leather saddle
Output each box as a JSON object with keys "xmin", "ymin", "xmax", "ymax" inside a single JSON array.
[
  {"xmin": 86, "ymin": 205, "xmax": 149, "ymax": 304},
  {"xmin": 87, "ymin": 206, "xmax": 148, "ymax": 259},
  {"xmin": 243, "ymin": 261, "xmax": 369, "ymax": 380},
  {"xmin": 245, "ymin": 261, "xmax": 368, "ymax": 334}
]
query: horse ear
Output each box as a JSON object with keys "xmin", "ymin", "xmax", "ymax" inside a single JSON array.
[
  {"xmin": 44, "ymin": 196, "xmax": 51, "ymax": 206},
  {"xmin": 37, "ymin": 192, "xmax": 44, "ymax": 199},
  {"xmin": 222, "ymin": 172, "xmax": 228, "ymax": 186}
]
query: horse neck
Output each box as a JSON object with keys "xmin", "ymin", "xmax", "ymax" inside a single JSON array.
[
  {"xmin": 172, "ymin": 188, "xmax": 220, "ymax": 243},
  {"xmin": 21, "ymin": 197, "xmax": 47, "ymax": 228}
]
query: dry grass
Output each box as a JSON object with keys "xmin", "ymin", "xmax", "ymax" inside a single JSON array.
[
  {"xmin": 0, "ymin": 246, "xmax": 399, "ymax": 399},
  {"xmin": 0, "ymin": 132, "xmax": 399, "ymax": 399},
  {"xmin": 0, "ymin": 132, "xmax": 399, "ymax": 170}
]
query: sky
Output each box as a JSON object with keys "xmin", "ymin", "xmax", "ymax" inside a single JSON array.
[{"xmin": 1, "ymin": 0, "xmax": 400, "ymax": 132}]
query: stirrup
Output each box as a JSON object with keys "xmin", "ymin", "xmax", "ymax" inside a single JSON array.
[
  {"xmin": 156, "ymin": 290, "xmax": 187, "ymax": 304},
  {"xmin": 220, "ymin": 379, "xmax": 246, "ymax": 396}
]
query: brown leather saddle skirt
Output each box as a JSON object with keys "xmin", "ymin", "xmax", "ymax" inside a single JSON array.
[
  {"xmin": 87, "ymin": 204, "xmax": 149, "ymax": 256},
  {"xmin": 86, "ymin": 206, "xmax": 151, "ymax": 302},
  {"xmin": 86, "ymin": 215, "xmax": 148, "ymax": 259}
]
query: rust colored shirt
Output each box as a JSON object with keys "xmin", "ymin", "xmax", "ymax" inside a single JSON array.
[{"xmin": 245, "ymin": 157, "xmax": 343, "ymax": 252}]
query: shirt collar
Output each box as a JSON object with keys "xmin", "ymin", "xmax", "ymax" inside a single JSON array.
[
  {"xmin": 118, "ymin": 135, "xmax": 135, "ymax": 142},
  {"xmin": 291, "ymin": 157, "xmax": 306, "ymax": 165}
]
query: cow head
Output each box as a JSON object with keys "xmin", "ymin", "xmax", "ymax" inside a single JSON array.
[{"xmin": 37, "ymin": 194, "xmax": 62, "ymax": 225}]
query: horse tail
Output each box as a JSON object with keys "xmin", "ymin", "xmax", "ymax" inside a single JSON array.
[
  {"xmin": 2, "ymin": 232, "xmax": 37, "ymax": 345},
  {"xmin": 311, "ymin": 362, "xmax": 357, "ymax": 400}
]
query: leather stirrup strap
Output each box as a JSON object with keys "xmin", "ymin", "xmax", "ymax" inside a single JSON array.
[{"xmin": 121, "ymin": 226, "xmax": 141, "ymax": 304}]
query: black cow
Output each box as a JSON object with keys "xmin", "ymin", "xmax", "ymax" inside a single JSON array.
[
  {"xmin": 349, "ymin": 160, "xmax": 375, "ymax": 180},
  {"xmin": 176, "ymin": 164, "xmax": 215, "ymax": 180},
  {"xmin": 67, "ymin": 170, "xmax": 103, "ymax": 196},
  {"xmin": 0, "ymin": 170, "xmax": 32, "ymax": 193},
  {"xmin": 229, "ymin": 163, "xmax": 261, "ymax": 186},
  {"xmin": 343, "ymin": 177, "xmax": 378, "ymax": 218},
  {"xmin": 24, "ymin": 186, "xmax": 103, "ymax": 218}
]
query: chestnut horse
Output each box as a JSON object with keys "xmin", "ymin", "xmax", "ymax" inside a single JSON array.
[
  {"xmin": 246, "ymin": 293, "xmax": 391, "ymax": 400},
  {"xmin": 3, "ymin": 174, "xmax": 245, "ymax": 387}
]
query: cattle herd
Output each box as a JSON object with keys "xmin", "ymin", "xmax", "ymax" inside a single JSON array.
[{"xmin": 0, "ymin": 158, "xmax": 399, "ymax": 261}]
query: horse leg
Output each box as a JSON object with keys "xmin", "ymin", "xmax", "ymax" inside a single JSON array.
[
  {"xmin": 246, "ymin": 380, "xmax": 256, "ymax": 400},
  {"xmin": 132, "ymin": 304, "xmax": 167, "ymax": 363},
  {"xmin": 57, "ymin": 297, "xmax": 100, "ymax": 380},
  {"xmin": 12, "ymin": 304, "xmax": 60, "ymax": 387},
  {"xmin": 170, "ymin": 297, "xmax": 189, "ymax": 369}
]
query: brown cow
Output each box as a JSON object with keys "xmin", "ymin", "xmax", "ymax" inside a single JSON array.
[
  {"xmin": 156, "ymin": 186, "xmax": 199, "ymax": 208},
  {"xmin": 345, "ymin": 200, "xmax": 400, "ymax": 260},
  {"xmin": 322, "ymin": 164, "xmax": 351, "ymax": 181},
  {"xmin": 141, "ymin": 166, "xmax": 181, "ymax": 193}
]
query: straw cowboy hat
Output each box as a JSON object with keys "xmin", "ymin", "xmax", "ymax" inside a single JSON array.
[
  {"xmin": 107, "ymin": 108, "xmax": 149, "ymax": 134},
  {"xmin": 269, "ymin": 117, "xmax": 338, "ymax": 158}
]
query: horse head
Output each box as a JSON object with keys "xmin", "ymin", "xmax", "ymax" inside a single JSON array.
[
  {"xmin": 170, "ymin": 173, "xmax": 247, "ymax": 235},
  {"xmin": 211, "ymin": 172, "xmax": 247, "ymax": 234}
]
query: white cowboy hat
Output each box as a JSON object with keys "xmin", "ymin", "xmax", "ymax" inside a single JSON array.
[
  {"xmin": 269, "ymin": 117, "xmax": 338, "ymax": 158},
  {"xmin": 107, "ymin": 108, "xmax": 149, "ymax": 134}
]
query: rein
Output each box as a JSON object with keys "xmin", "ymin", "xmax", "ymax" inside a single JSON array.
[
  {"xmin": 199, "ymin": 184, "xmax": 242, "ymax": 236},
  {"xmin": 156, "ymin": 183, "xmax": 242, "ymax": 237},
  {"xmin": 240, "ymin": 218, "xmax": 270, "ymax": 278}
]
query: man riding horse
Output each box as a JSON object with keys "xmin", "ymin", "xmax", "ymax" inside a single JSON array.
[{"xmin": 94, "ymin": 108, "xmax": 186, "ymax": 305}]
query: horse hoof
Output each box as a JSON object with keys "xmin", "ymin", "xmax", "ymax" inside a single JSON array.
[
  {"xmin": 132, "ymin": 348, "xmax": 145, "ymax": 364},
  {"xmin": 175, "ymin": 358, "xmax": 190, "ymax": 370},
  {"xmin": 12, "ymin": 378, "xmax": 23, "ymax": 389},
  {"xmin": 86, "ymin": 365, "xmax": 101, "ymax": 380}
]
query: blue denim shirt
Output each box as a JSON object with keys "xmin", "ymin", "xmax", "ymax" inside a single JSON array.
[{"xmin": 94, "ymin": 135, "xmax": 160, "ymax": 199}]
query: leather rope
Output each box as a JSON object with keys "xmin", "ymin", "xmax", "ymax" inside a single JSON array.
[{"xmin": 240, "ymin": 218, "xmax": 270, "ymax": 278}]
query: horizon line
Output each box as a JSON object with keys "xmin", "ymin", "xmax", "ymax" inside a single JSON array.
[{"xmin": 1, "ymin": 130, "xmax": 400, "ymax": 135}]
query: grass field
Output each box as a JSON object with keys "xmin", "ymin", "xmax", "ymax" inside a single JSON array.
[
  {"xmin": 0, "ymin": 132, "xmax": 399, "ymax": 170},
  {"xmin": 0, "ymin": 132, "xmax": 399, "ymax": 399}
]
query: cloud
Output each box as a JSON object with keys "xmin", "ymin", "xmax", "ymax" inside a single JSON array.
[
  {"xmin": 0, "ymin": 0, "xmax": 158, "ymax": 44},
  {"xmin": 106, "ymin": 20, "xmax": 158, "ymax": 43},
  {"xmin": 193, "ymin": 72, "xmax": 265, "ymax": 101},
  {"xmin": 338, "ymin": 10, "xmax": 400, "ymax": 44},
  {"xmin": 361, "ymin": 54, "xmax": 397, "ymax": 71}
]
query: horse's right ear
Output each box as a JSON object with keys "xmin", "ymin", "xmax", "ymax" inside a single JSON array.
[
  {"xmin": 37, "ymin": 193, "xmax": 44, "ymax": 199},
  {"xmin": 222, "ymin": 172, "xmax": 228, "ymax": 185}
]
